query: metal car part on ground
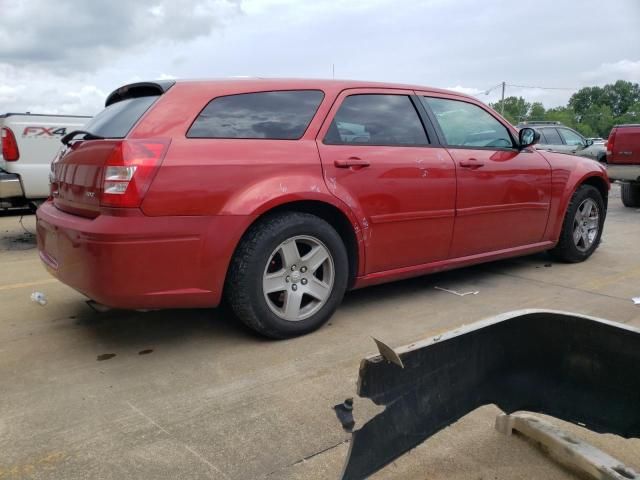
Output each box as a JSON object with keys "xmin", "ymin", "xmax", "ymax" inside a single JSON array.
[{"xmin": 339, "ymin": 309, "xmax": 640, "ymax": 480}]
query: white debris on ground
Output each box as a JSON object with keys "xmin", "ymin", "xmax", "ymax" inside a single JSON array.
[
  {"xmin": 30, "ymin": 291, "xmax": 48, "ymax": 305},
  {"xmin": 434, "ymin": 286, "xmax": 479, "ymax": 297},
  {"xmin": 632, "ymin": 297, "xmax": 640, "ymax": 305}
]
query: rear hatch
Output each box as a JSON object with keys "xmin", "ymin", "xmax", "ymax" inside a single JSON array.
[
  {"xmin": 52, "ymin": 81, "xmax": 174, "ymax": 217},
  {"xmin": 607, "ymin": 125, "xmax": 640, "ymax": 165}
]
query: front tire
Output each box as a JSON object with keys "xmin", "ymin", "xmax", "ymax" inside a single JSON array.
[
  {"xmin": 225, "ymin": 212, "xmax": 348, "ymax": 339},
  {"xmin": 621, "ymin": 182, "xmax": 640, "ymax": 208},
  {"xmin": 550, "ymin": 185, "xmax": 605, "ymax": 263}
]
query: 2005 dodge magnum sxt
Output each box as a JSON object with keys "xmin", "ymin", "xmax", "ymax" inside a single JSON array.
[{"xmin": 37, "ymin": 79, "xmax": 609, "ymax": 338}]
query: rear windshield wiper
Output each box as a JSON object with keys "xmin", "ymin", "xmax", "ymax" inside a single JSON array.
[{"xmin": 61, "ymin": 130, "xmax": 104, "ymax": 146}]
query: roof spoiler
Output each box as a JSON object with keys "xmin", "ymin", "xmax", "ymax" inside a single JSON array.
[
  {"xmin": 339, "ymin": 309, "xmax": 640, "ymax": 480},
  {"xmin": 105, "ymin": 80, "xmax": 176, "ymax": 107}
]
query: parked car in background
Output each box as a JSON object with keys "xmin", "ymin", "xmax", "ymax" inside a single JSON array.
[
  {"xmin": 587, "ymin": 137, "xmax": 606, "ymax": 145},
  {"xmin": 517, "ymin": 121, "xmax": 606, "ymax": 162},
  {"xmin": 605, "ymin": 124, "xmax": 640, "ymax": 207},
  {"xmin": 1, "ymin": 113, "xmax": 91, "ymax": 210},
  {"xmin": 37, "ymin": 79, "xmax": 609, "ymax": 338}
]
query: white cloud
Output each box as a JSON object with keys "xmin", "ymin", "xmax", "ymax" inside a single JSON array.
[
  {"xmin": 446, "ymin": 85, "xmax": 483, "ymax": 96},
  {"xmin": 581, "ymin": 60, "xmax": 640, "ymax": 84},
  {"xmin": 0, "ymin": 0, "xmax": 638, "ymax": 115},
  {"xmin": 0, "ymin": 0, "xmax": 241, "ymax": 72}
]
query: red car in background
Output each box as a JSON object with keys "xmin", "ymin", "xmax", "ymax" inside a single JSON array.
[
  {"xmin": 37, "ymin": 79, "xmax": 609, "ymax": 338},
  {"xmin": 605, "ymin": 124, "xmax": 640, "ymax": 207}
]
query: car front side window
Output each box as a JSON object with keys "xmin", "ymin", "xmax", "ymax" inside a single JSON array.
[
  {"xmin": 540, "ymin": 128, "xmax": 563, "ymax": 145},
  {"xmin": 421, "ymin": 97, "xmax": 513, "ymax": 149},
  {"xmin": 559, "ymin": 128, "xmax": 585, "ymax": 146}
]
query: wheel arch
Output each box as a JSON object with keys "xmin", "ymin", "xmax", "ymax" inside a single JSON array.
[
  {"xmin": 548, "ymin": 172, "xmax": 609, "ymax": 244},
  {"xmin": 580, "ymin": 174, "xmax": 609, "ymax": 208},
  {"xmin": 227, "ymin": 199, "xmax": 363, "ymax": 289}
]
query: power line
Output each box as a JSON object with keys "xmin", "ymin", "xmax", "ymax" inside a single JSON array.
[
  {"xmin": 473, "ymin": 82, "xmax": 578, "ymax": 98},
  {"xmin": 472, "ymin": 83, "xmax": 503, "ymax": 97},
  {"xmin": 506, "ymin": 83, "xmax": 576, "ymax": 91}
]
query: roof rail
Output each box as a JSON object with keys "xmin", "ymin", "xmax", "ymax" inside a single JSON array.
[{"xmin": 517, "ymin": 121, "xmax": 563, "ymax": 126}]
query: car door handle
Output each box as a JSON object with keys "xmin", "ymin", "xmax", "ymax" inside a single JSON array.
[
  {"xmin": 334, "ymin": 158, "xmax": 371, "ymax": 169},
  {"xmin": 459, "ymin": 159, "xmax": 484, "ymax": 169}
]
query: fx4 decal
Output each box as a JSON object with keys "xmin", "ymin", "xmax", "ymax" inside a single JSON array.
[{"xmin": 22, "ymin": 126, "xmax": 68, "ymax": 138}]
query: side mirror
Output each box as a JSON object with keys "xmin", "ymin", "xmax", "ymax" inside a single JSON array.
[
  {"xmin": 519, "ymin": 127, "xmax": 540, "ymax": 148},
  {"xmin": 585, "ymin": 138, "xmax": 594, "ymax": 147}
]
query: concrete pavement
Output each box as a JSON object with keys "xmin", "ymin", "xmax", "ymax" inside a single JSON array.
[{"xmin": 1, "ymin": 187, "xmax": 639, "ymax": 479}]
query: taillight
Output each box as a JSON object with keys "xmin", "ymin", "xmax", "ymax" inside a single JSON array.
[
  {"xmin": 1, "ymin": 127, "xmax": 19, "ymax": 161},
  {"xmin": 606, "ymin": 129, "xmax": 616, "ymax": 155},
  {"xmin": 101, "ymin": 139, "xmax": 170, "ymax": 208}
]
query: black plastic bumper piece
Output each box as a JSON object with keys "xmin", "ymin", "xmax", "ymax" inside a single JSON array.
[{"xmin": 341, "ymin": 310, "xmax": 640, "ymax": 480}]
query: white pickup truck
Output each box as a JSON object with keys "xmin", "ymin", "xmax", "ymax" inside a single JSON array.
[{"xmin": 1, "ymin": 113, "xmax": 91, "ymax": 209}]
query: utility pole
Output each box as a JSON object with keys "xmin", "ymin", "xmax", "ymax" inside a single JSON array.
[{"xmin": 500, "ymin": 81, "xmax": 506, "ymax": 115}]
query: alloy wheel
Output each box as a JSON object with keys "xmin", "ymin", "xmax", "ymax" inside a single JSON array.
[
  {"xmin": 262, "ymin": 235, "xmax": 335, "ymax": 321},
  {"xmin": 572, "ymin": 198, "xmax": 599, "ymax": 252}
]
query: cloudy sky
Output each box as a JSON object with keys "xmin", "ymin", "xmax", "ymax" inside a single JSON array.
[{"xmin": 1, "ymin": 0, "xmax": 639, "ymax": 116}]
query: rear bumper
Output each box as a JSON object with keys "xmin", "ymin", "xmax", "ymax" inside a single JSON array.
[
  {"xmin": 0, "ymin": 171, "xmax": 24, "ymax": 199},
  {"xmin": 36, "ymin": 201, "xmax": 252, "ymax": 309},
  {"xmin": 606, "ymin": 164, "xmax": 640, "ymax": 182}
]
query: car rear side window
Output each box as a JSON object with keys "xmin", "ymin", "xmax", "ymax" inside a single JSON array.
[
  {"xmin": 187, "ymin": 90, "xmax": 324, "ymax": 140},
  {"xmin": 541, "ymin": 128, "xmax": 563, "ymax": 145},
  {"xmin": 323, "ymin": 94, "xmax": 428, "ymax": 146},
  {"xmin": 84, "ymin": 96, "xmax": 159, "ymax": 139},
  {"xmin": 422, "ymin": 97, "xmax": 513, "ymax": 149}
]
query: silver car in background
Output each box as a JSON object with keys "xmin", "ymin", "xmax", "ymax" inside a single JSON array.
[{"xmin": 517, "ymin": 121, "xmax": 606, "ymax": 162}]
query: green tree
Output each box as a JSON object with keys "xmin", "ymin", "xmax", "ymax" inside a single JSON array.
[
  {"xmin": 617, "ymin": 101, "xmax": 640, "ymax": 126},
  {"xmin": 578, "ymin": 104, "xmax": 614, "ymax": 138},
  {"xmin": 569, "ymin": 80, "xmax": 640, "ymax": 118},
  {"xmin": 568, "ymin": 86, "xmax": 605, "ymax": 116},
  {"xmin": 528, "ymin": 102, "xmax": 546, "ymax": 121},
  {"xmin": 602, "ymin": 80, "xmax": 640, "ymax": 116},
  {"xmin": 485, "ymin": 80, "xmax": 637, "ymax": 135},
  {"xmin": 490, "ymin": 96, "xmax": 530, "ymax": 124},
  {"xmin": 544, "ymin": 106, "xmax": 578, "ymax": 129}
]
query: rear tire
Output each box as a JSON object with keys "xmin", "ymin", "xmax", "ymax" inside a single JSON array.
[
  {"xmin": 550, "ymin": 185, "xmax": 605, "ymax": 263},
  {"xmin": 225, "ymin": 212, "xmax": 348, "ymax": 339},
  {"xmin": 621, "ymin": 182, "xmax": 640, "ymax": 208}
]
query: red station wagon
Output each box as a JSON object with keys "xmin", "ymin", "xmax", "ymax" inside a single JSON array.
[{"xmin": 37, "ymin": 79, "xmax": 609, "ymax": 338}]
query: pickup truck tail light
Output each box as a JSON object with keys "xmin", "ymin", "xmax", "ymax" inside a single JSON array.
[
  {"xmin": 606, "ymin": 128, "xmax": 616, "ymax": 156},
  {"xmin": 1, "ymin": 127, "xmax": 19, "ymax": 161},
  {"xmin": 101, "ymin": 139, "xmax": 170, "ymax": 208}
]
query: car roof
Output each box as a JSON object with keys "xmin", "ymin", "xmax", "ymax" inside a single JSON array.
[{"xmin": 172, "ymin": 77, "xmax": 474, "ymax": 99}]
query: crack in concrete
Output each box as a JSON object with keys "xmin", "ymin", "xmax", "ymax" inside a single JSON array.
[
  {"xmin": 126, "ymin": 401, "xmax": 230, "ymax": 480},
  {"xmin": 264, "ymin": 439, "xmax": 348, "ymax": 478},
  {"xmin": 482, "ymin": 267, "xmax": 634, "ymax": 303}
]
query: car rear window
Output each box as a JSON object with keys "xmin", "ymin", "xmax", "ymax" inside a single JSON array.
[
  {"xmin": 83, "ymin": 95, "xmax": 159, "ymax": 139},
  {"xmin": 187, "ymin": 90, "xmax": 324, "ymax": 140}
]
